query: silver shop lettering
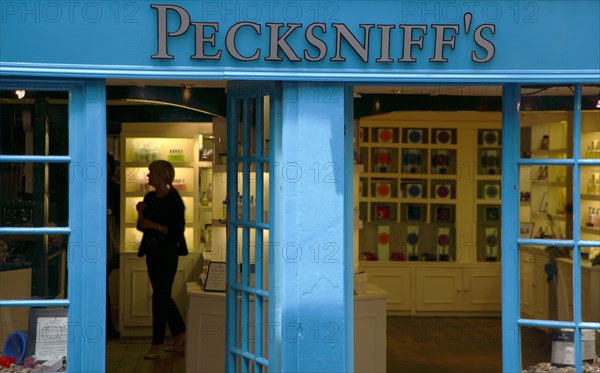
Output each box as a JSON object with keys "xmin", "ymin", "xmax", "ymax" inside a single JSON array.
[{"xmin": 151, "ymin": 4, "xmax": 496, "ymax": 63}]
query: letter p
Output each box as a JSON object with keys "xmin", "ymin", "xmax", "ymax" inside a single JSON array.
[{"xmin": 151, "ymin": 4, "xmax": 191, "ymax": 59}]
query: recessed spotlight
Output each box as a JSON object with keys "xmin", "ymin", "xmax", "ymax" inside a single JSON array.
[{"xmin": 15, "ymin": 90, "xmax": 26, "ymax": 99}]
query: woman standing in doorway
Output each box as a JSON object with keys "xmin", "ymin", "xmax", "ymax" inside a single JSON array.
[{"xmin": 136, "ymin": 160, "xmax": 187, "ymax": 359}]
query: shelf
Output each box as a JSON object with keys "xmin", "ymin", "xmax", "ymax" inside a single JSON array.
[
  {"xmin": 531, "ymin": 148, "xmax": 568, "ymax": 157},
  {"xmin": 582, "ymin": 194, "xmax": 600, "ymax": 201},
  {"xmin": 529, "ymin": 181, "xmax": 566, "ymax": 187},
  {"xmin": 399, "ymin": 198, "xmax": 457, "ymax": 204},
  {"xmin": 125, "ymin": 222, "xmax": 195, "ymax": 227},
  {"xmin": 125, "ymin": 161, "xmax": 196, "ymax": 168},
  {"xmin": 581, "ymin": 226, "xmax": 600, "ymax": 234},
  {"xmin": 476, "ymin": 175, "xmax": 502, "ymax": 181},
  {"xmin": 476, "ymin": 199, "xmax": 501, "ymax": 204},
  {"xmin": 360, "ymin": 142, "xmax": 402, "ymax": 149},
  {"xmin": 360, "ymin": 197, "xmax": 398, "ymax": 203},
  {"xmin": 125, "ymin": 191, "xmax": 195, "ymax": 197},
  {"xmin": 532, "ymin": 212, "xmax": 566, "ymax": 221}
]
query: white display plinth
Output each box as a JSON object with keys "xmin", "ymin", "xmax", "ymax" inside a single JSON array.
[{"xmin": 185, "ymin": 282, "xmax": 388, "ymax": 373}]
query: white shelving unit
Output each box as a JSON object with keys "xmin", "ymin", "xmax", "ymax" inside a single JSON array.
[
  {"xmin": 117, "ymin": 122, "xmax": 211, "ymax": 336},
  {"xmin": 357, "ymin": 112, "xmax": 503, "ymax": 316}
]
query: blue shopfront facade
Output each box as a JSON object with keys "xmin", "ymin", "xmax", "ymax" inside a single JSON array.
[{"xmin": 1, "ymin": 1, "xmax": 599, "ymax": 372}]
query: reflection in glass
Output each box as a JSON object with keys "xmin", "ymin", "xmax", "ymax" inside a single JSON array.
[
  {"xmin": 0, "ymin": 90, "xmax": 69, "ymax": 156},
  {"xmin": 1, "ymin": 163, "xmax": 69, "ymax": 227},
  {"xmin": 0, "ymin": 234, "xmax": 68, "ymax": 299},
  {"xmin": 1, "ymin": 89, "xmax": 70, "ymax": 301}
]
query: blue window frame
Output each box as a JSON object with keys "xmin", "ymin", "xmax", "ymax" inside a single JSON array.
[
  {"xmin": 225, "ymin": 81, "xmax": 278, "ymax": 372},
  {"xmin": 502, "ymin": 83, "xmax": 600, "ymax": 372},
  {"xmin": 0, "ymin": 78, "xmax": 107, "ymax": 372}
]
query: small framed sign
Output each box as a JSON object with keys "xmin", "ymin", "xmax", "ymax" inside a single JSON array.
[
  {"xmin": 519, "ymin": 222, "xmax": 535, "ymax": 238},
  {"xmin": 204, "ymin": 261, "xmax": 227, "ymax": 292}
]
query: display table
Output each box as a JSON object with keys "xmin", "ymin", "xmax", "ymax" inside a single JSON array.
[{"xmin": 185, "ymin": 282, "xmax": 388, "ymax": 373}]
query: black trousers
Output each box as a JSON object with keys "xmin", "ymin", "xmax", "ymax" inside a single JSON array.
[{"xmin": 146, "ymin": 253, "xmax": 186, "ymax": 345}]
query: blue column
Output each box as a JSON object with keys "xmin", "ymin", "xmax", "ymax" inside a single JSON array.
[
  {"xmin": 275, "ymin": 82, "xmax": 353, "ymax": 372},
  {"xmin": 68, "ymin": 79, "xmax": 107, "ymax": 371},
  {"xmin": 501, "ymin": 84, "xmax": 521, "ymax": 372}
]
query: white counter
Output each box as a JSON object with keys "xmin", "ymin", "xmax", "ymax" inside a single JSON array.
[
  {"xmin": 185, "ymin": 282, "xmax": 388, "ymax": 373},
  {"xmin": 556, "ymin": 258, "xmax": 600, "ymax": 322}
]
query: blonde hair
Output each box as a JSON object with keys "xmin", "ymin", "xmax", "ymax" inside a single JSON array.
[{"xmin": 149, "ymin": 160, "xmax": 175, "ymax": 188}]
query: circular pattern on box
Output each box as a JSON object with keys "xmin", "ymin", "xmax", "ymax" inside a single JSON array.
[
  {"xmin": 485, "ymin": 185, "xmax": 499, "ymax": 199},
  {"xmin": 408, "ymin": 130, "xmax": 422, "ymax": 143},
  {"xmin": 379, "ymin": 129, "xmax": 393, "ymax": 143},
  {"xmin": 378, "ymin": 232, "xmax": 390, "ymax": 245},
  {"xmin": 436, "ymin": 185, "xmax": 450, "ymax": 198},
  {"xmin": 407, "ymin": 185, "xmax": 421, "ymax": 198},
  {"xmin": 406, "ymin": 232, "xmax": 419, "ymax": 245},
  {"xmin": 376, "ymin": 183, "xmax": 391, "ymax": 197},
  {"xmin": 484, "ymin": 131, "xmax": 498, "ymax": 145},
  {"xmin": 437, "ymin": 234, "xmax": 450, "ymax": 246},
  {"xmin": 376, "ymin": 152, "xmax": 391, "ymax": 165},
  {"xmin": 436, "ymin": 130, "xmax": 451, "ymax": 144}
]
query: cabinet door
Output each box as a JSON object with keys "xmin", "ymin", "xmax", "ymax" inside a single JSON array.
[
  {"xmin": 365, "ymin": 265, "xmax": 412, "ymax": 312},
  {"xmin": 415, "ymin": 268, "xmax": 462, "ymax": 311},
  {"xmin": 463, "ymin": 267, "xmax": 501, "ymax": 312},
  {"xmin": 122, "ymin": 257, "xmax": 153, "ymax": 328},
  {"xmin": 121, "ymin": 255, "xmax": 198, "ymax": 331}
]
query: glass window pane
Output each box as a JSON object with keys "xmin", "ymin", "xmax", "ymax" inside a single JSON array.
[
  {"xmin": 581, "ymin": 85, "xmax": 600, "ymax": 159},
  {"xmin": 580, "ymin": 165, "xmax": 600, "ymax": 241},
  {"xmin": 0, "ymin": 90, "xmax": 69, "ymax": 156},
  {"xmin": 520, "ymin": 85, "xmax": 574, "ymax": 160},
  {"xmin": 519, "ymin": 165, "xmax": 573, "ymax": 240},
  {"xmin": 520, "ymin": 325, "xmax": 552, "ymax": 370},
  {"xmin": 1, "ymin": 234, "xmax": 68, "ymax": 299},
  {"xmin": 1, "ymin": 163, "xmax": 69, "ymax": 227}
]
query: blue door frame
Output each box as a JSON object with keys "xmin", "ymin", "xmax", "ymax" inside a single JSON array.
[
  {"xmin": 0, "ymin": 77, "xmax": 107, "ymax": 372},
  {"xmin": 502, "ymin": 84, "xmax": 600, "ymax": 372}
]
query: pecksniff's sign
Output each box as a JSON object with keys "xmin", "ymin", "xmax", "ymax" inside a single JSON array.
[
  {"xmin": 0, "ymin": 1, "xmax": 598, "ymax": 80},
  {"xmin": 151, "ymin": 4, "xmax": 495, "ymax": 63}
]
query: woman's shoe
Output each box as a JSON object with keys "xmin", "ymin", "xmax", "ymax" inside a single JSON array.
[
  {"xmin": 165, "ymin": 336, "xmax": 185, "ymax": 352},
  {"xmin": 144, "ymin": 345, "xmax": 161, "ymax": 359}
]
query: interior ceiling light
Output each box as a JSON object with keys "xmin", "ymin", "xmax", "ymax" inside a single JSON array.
[{"xmin": 15, "ymin": 90, "xmax": 26, "ymax": 99}]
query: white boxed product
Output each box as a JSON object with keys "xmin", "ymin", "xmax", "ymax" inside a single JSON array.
[{"xmin": 551, "ymin": 329, "xmax": 596, "ymax": 365}]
